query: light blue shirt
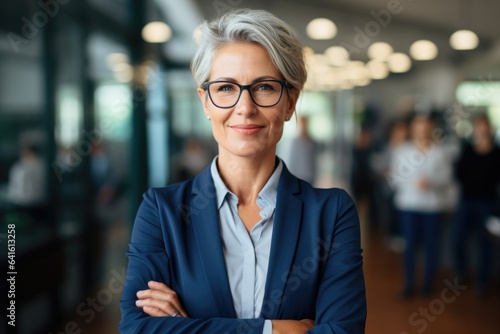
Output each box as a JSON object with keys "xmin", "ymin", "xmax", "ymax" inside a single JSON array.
[{"xmin": 211, "ymin": 157, "xmax": 283, "ymax": 334}]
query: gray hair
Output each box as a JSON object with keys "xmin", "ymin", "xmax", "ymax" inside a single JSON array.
[{"xmin": 191, "ymin": 9, "xmax": 307, "ymax": 91}]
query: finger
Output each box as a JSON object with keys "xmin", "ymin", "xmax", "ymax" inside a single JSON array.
[
  {"xmin": 137, "ymin": 289, "xmax": 186, "ymax": 315},
  {"xmin": 300, "ymin": 319, "xmax": 315, "ymax": 329},
  {"xmin": 148, "ymin": 280, "xmax": 173, "ymax": 292},
  {"xmin": 136, "ymin": 298, "xmax": 180, "ymax": 316},
  {"xmin": 136, "ymin": 289, "xmax": 189, "ymax": 318},
  {"xmin": 144, "ymin": 281, "xmax": 188, "ymax": 318},
  {"xmin": 142, "ymin": 305, "xmax": 168, "ymax": 317}
]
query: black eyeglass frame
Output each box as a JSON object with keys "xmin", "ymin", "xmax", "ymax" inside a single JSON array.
[{"xmin": 201, "ymin": 79, "xmax": 291, "ymax": 109}]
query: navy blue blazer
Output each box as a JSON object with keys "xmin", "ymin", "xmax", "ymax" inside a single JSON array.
[{"xmin": 120, "ymin": 163, "xmax": 366, "ymax": 333}]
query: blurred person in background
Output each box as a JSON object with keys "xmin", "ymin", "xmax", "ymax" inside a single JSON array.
[
  {"xmin": 390, "ymin": 113, "xmax": 453, "ymax": 298},
  {"xmin": 170, "ymin": 138, "xmax": 212, "ymax": 183},
  {"xmin": 351, "ymin": 126, "xmax": 379, "ymax": 233},
  {"xmin": 120, "ymin": 9, "xmax": 366, "ymax": 334},
  {"xmin": 374, "ymin": 118, "xmax": 409, "ymax": 252},
  {"xmin": 90, "ymin": 141, "xmax": 129, "ymax": 223},
  {"xmin": 284, "ymin": 115, "xmax": 318, "ymax": 185},
  {"xmin": 6, "ymin": 144, "xmax": 46, "ymax": 222},
  {"xmin": 453, "ymin": 114, "xmax": 500, "ymax": 297},
  {"xmin": 90, "ymin": 142, "xmax": 114, "ymax": 207}
]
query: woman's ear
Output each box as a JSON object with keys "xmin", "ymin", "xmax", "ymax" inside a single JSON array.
[
  {"xmin": 285, "ymin": 88, "xmax": 299, "ymax": 120},
  {"xmin": 197, "ymin": 88, "xmax": 211, "ymax": 118}
]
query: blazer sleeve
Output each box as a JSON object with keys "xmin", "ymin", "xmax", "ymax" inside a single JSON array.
[
  {"xmin": 119, "ymin": 189, "xmax": 266, "ymax": 333},
  {"xmin": 308, "ymin": 189, "xmax": 367, "ymax": 334}
]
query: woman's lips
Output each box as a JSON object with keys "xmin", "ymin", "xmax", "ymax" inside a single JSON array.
[{"xmin": 230, "ymin": 124, "xmax": 265, "ymax": 135}]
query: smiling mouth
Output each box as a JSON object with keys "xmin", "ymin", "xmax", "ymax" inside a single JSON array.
[{"xmin": 230, "ymin": 124, "xmax": 265, "ymax": 135}]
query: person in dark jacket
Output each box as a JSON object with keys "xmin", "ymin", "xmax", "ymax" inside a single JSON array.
[{"xmin": 453, "ymin": 114, "xmax": 500, "ymax": 297}]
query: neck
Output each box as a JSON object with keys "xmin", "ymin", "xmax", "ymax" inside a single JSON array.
[{"xmin": 216, "ymin": 149, "xmax": 277, "ymax": 204}]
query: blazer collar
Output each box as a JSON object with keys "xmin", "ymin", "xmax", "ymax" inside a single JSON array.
[{"xmin": 190, "ymin": 163, "xmax": 303, "ymax": 319}]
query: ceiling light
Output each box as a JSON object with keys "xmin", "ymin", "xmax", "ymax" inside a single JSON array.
[
  {"xmin": 367, "ymin": 42, "xmax": 393, "ymax": 61},
  {"xmin": 410, "ymin": 40, "xmax": 438, "ymax": 60},
  {"xmin": 345, "ymin": 63, "xmax": 370, "ymax": 86},
  {"xmin": 306, "ymin": 18, "xmax": 337, "ymax": 40},
  {"xmin": 355, "ymin": 77, "xmax": 371, "ymax": 87},
  {"xmin": 339, "ymin": 81, "xmax": 354, "ymax": 90},
  {"xmin": 324, "ymin": 46, "xmax": 349, "ymax": 66},
  {"xmin": 366, "ymin": 60, "xmax": 389, "ymax": 79},
  {"xmin": 312, "ymin": 53, "xmax": 329, "ymax": 64},
  {"xmin": 347, "ymin": 66, "xmax": 369, "ymax": 81},
  {"xmin": 310, "ymin": 55, "xmax": 330, "ymax": 74},
  {"xmin": 346, "ymin": 60, "xmax": 365, "ymax": 69},
  {"xmin": 142, "ymin": 21, "xmax": 172, "ymax": 43},
  {"xmin": 317, "ymin": 69, "xmax": 341, "ymax": 87},
  {"xmin": 387, "ymin": 53, "xmax": 412, "ymax": 73},
  {"xmin": 450, "ymin": 29, "xmax": 479, "ymax": 50}
]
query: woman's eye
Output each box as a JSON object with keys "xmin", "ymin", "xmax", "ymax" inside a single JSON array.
[
  {"xmin": 255, "ymin": 83, "xmax": 275, "ymax": 92},
  {"xmin": 217, "ymin": 84, "xmax": 236, "ymax": 92}
]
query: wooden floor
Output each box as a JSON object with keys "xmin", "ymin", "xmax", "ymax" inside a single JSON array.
[
  {"xmin": 51, "ymin": 223, "xmax": 500, "ymax": 334},
  {"xmin": 363, "ymin": 234, "xmax": 500, "ymax": 334}
]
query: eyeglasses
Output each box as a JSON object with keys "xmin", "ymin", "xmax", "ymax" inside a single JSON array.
[{"xmin": 201, "ymin": 79, "xmax": 290, "ymax": 109}]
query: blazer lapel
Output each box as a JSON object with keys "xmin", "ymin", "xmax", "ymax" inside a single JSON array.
[
  {"xmin": 261, "ymin": 166, "xmax": 303, "ymax": 319},
  {"xmin": 190, "ymin": 168, "xmax": 237, "ymax": 318}
]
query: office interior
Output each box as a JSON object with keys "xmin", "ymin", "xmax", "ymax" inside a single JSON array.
[{"xmin": 0, "ymin": 0, "xmax": 499, "ymax": 333}]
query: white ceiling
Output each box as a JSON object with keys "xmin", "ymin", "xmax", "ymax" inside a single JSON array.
[{"xmin": 191, "ymin": 0, "xmax": 500, "ymax": 63}]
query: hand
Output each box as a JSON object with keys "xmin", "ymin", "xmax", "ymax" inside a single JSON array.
[
  {"xmin": 417, "ymin": 177, "xmax": 430, "ymax": 190},
  {"xmin": 272, "ymin": 319, "xmax": 315, "ymax": 334},
  {"xmin": 135, "ymin": 281, "xmax": 189, "ymax": 318}
]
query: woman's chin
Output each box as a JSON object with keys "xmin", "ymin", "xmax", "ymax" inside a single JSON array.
[{"xmin": 222, "ymin": 144, "xmax": 273, "ymax": 160}]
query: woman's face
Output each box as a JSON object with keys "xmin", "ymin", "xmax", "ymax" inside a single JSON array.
[
  {"xmin": 197, "ymin": 42, "xmax": 298, "ymax": 160},
  {"xmin": 391, "ymin": 122, "xmax": 408, "ymax": 144},
  {"xmin": 410, "ymin": 116, "xmax": 432, "ymax": 142},
  {"xmin": 473, "ymin": 118, "xmax": 492, "ymax": 141}
]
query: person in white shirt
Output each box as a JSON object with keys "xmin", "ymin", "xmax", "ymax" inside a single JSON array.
[
  {"xmin": 7, "ymin": 145, "xmax": 46, "ymax": 207},
  {"xmin": 284, "ymin": 115, "xmax": 318, "ymax": 185},
  {"xmin": 389, "ymin": 113, "xmax": 452, "ymax": 298},
  {"xmin": 7, "ymin": 144, "xmax": 46, "ymax": 221}
]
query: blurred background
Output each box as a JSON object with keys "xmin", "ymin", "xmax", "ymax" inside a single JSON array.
[{"xmin": 0, "ymin": 0, "xmax": 499, "ymax": 333}]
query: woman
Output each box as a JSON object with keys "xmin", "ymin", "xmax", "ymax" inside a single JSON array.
[
  {"xmin": 120, "ymin": 9, "xmax": 366, "ymax": 333},
  {"xmin": 390, "ymin": 114, "xmax": 452, "ymax": 298}
]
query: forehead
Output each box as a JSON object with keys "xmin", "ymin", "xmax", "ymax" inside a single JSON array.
[
  {"xmin": 412, "ymin": 116, "xmax": 430, "ymax": 125},
  {"xmin": 209, "ymin": 42, "xmax": 281, "ymax": 79}
]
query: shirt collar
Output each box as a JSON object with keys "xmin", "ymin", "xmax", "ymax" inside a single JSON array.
[{"xmin": 210, "ymin": 156, "xmax": 283, "ymax": 211}]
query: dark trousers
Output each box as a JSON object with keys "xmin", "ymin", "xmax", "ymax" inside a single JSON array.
[
  {"xmin": 453, "ymin": 197, "xmax": 495, "ymax": 288},
  {"xmin": 399, "ymin": 210, "xmax": 441, "ymax": 291}
]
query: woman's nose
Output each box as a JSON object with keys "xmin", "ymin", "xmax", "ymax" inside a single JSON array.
[{"xmin": 235, "ymin": 89, "xmax": 256, "ymax": 116}]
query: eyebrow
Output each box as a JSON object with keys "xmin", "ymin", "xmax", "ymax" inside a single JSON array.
[{"xmin": 211, "ymin": 76, "xmax": 282, "ymax": 83}]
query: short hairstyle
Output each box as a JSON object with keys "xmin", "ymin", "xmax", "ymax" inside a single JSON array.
[{"xmin": 191, "ymin": 9, "xmax": 307, "ymax": 91}]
